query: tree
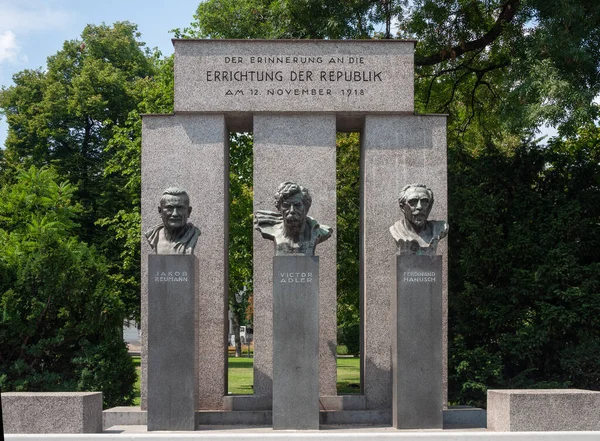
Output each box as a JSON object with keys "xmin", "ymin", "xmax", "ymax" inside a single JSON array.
[
  {"xmin": 228, "ymin": 133, "xmax": 254, "ymax": 356},
  {"xmin": 0, "ymin": 22, "xmax": 159, "ymax": 320},
  {"xmin": 182, "ymin": 0, "xmax": 600, "ymax": 137},
  {"xmin": 0, "ymin": 166, "xmax": 136, "ymax": 408},
  {"xmin": 336, "ymin": 134, "xmax": 361, "ymax": 355},
  {"xmin": 448, "ymin": 126, "xmax": 600, "ymax": 406}
]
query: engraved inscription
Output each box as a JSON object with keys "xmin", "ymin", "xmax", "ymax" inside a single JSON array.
[
  {"xmin": 279, "ymin": 272, "xmax": 313, "ymax": 284},
  {"xmin": 154, "ymin": 271, "xmax": 189, "ymax": 283},
  {"xmin": 402, "ymin": 271, "xmax": 436, "ymax": 283},
  {"xmin": 206, "ymin": 56, "xmax": 383, "ymax": 99}
]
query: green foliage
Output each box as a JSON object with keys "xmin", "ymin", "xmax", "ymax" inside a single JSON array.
[
  {"xmin": 175, "ymin": 0, "xmax": 377, "ymax": 40},
  {"xmin": 0, "ymin": 166, "xmax": 135, "ymax": 408},
  {"xmin": 0, "ymin": 22, "xmax": 168, "ymax": 320},
  {"xmin": 228, "ymin": 133, "xmax": 254, "ymax": 353},
  {"xmin": 336, "ymin": 133, "xmax": 360, "ymax": 334},
  {"xmin": 337, "ymin": 323, "xmax": 360, "ymax": 356},
  {"xmin": 448, "ymin": 126, "xmax": 600, "ymax": 406}
]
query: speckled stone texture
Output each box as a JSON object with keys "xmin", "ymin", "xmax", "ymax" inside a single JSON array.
[
  {"xmin": 141, "ymin": 114, "xmax": 228, "ymax": 411},
  {"xmin": 147, "ymin": 255, "xmax": 198, "ymax": 430},
  {"xmin": 361, "ymin": 114, "xmax": 448, "ymax": 412},
  {"xmin": 272, "ymin": 256, "xmax": 320, "ymax": 430},
  {"xmin": 487, "ymin": 389, "xmax": 600, "ymax": 431},
  {"xmin": 174, "ymin": 40, "xmax": 414, "ymax": 114},
  {"xmin": 253, "ymin": 114, "xmax": 337, "ymax": 405},
  {"xmin": 2, "ymin": 392, "xmax": 102, "ymax": 433},
  {"xmin": 393, "ymin": 255, "xmax": 443, "ymax": 429}
]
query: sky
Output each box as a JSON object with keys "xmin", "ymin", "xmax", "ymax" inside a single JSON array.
[{"xmin": 0, "ymin": 0, "xmax": 201, "ymax": 148}]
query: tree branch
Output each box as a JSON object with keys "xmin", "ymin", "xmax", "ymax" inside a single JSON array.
[{"xmin": 415, "ymin": 0, "xmax": 521, "ymax": 67}]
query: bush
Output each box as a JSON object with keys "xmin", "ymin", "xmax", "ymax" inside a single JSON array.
[
  {"xmin": 338, "ymin": 323, "xmax": 360, "ymax": 356},
  {"xmin": 0, "ymin": 167, "xmax": 135, "ymax": 408}
]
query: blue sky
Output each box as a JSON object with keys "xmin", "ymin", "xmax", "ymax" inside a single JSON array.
[{"xmin": 0, "ymin": 0, "xmax": 201, "ymax": 148}]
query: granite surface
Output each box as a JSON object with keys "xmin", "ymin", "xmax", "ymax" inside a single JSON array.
[
  {"xmin": 141, "ymin": 114, "xmax": 228, "ymax": 410},
  {"xmin": 393, "ymin": 255, "xmax": 443, "ymax": 429},
  {"xmin": 487, "ymin": 389, "xmax": 600, "ymax": 432},
  {"xmin": 272, "ymin": 256, "xmax": 320, "ymax": 430},
  {"xmin": 2, "ymin": 392, "xmax": 102, "ymax": 434},
  {"xmin": 361, "ymin": 114, "xmax": 448, "ymax": 410},
  {"xmin": 174, "ymin": 40, "xmax": 414, "ymax": 114},
  {"xmin": 147, "ymin": 255, "xmax": 197, "ymax": 430},
  {"xmin": 253, "ymin": 114, "xmax": 338, "ymax": 403}
]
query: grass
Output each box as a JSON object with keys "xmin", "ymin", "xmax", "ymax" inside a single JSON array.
[
  {"xmin": 227, "ymin": 355, "xmax": 361, "ymax": 395},
  {"xmin": 336, "ymin": 356, "xmax": 361, "ymax": 394},
  {"xmin": 131, "ymin": 353, "xmax": 361, "ymax": 400},
  {"xmin": 131, "ymin": 355, "xmax": 141, "ymax": 406},
  {"xmin": 228, "ymin": 356, "xmax": 255, "ymax": 394}
]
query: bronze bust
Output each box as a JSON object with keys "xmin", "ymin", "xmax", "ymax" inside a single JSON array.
[
  {"xmin": 255, "ymin": 181, "xmax": 332, "ymax": 256},
  {"xmin": 389, "ymin": 183, "xmax": 448, "ymax": 255},
  {"xmin": 145, "ymin": 187, "xmax": 201, "ymax": 255}
]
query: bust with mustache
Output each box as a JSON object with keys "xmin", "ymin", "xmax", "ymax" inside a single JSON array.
[
  {"xmin": 389, "ymin": 183, "xmax": 448, "ymax": 256},
  {"xmin": 255, "ymin": 181, "xmax": 332, "ymax": 256}
]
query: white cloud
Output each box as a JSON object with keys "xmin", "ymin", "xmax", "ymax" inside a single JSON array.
[
  {"xmin": 0, "ymin": 1, "xmax": 73, "ymax": 34},
  {"xmin": 0, "ymin": 30, "xmax": 19, "ymax": 63}
]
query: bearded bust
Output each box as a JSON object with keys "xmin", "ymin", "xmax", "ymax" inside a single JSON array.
[{"xmin": 255, "ymin": 181, "xmax": 332, "ymax": 256}]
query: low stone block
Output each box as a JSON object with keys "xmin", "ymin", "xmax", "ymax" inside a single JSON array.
[
  {"xmin": 103, "ymin": 406, "xmax": 147, "ymax": 429},
  {"xmin": 2, "ymin": 392, "xmax": 102, "ymax": 434},
  {"xmin": 487, "ymin": 389, "xmax": 600, "ymax": 431}
]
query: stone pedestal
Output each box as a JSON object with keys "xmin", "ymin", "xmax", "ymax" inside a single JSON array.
[
  {"xmin": 393, "ymin": 255, "xmax": 443, "ymax": 429},
  {"xmin": 147, "ymin": 255, "xmax": 198, "ymax": 431},
  {"xmin": 272, "ymin": 256, "xmax": 319, "ymax": 430}
]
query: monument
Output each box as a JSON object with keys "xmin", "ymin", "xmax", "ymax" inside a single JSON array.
[
  {"xmin": 146, "ymin": 188, "xmax": 199, "ymax": 431},
  {"xmin": 255, "ymin": 182, "xmax": 332, "ymax": 429},
  {"xmin": 139, "ymin": 39, "xmax": 449, "ymax": 428},
  {"xmin": 391, "ymin": 184, "xmax": 447, "ymax": 429}
]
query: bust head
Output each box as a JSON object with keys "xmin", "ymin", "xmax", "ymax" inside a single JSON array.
[
  {"xmin": 274, "ymin": 181, "xmax": 312, "ymax": 235},
  {"xmin": 398, "ymin": 183, "xmax": 434, "ymax": 231},
  {"xmin": 158, "ymin": 187, "xmax": 192, "ymax": 234}
]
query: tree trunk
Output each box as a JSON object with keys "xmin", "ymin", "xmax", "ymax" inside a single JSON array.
[{"xmin": 231, "ymin": 309, "xmax": 242, "ymax": 358}]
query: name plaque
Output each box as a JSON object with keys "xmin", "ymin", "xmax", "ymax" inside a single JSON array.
[{"xmin": 174, "ymin": 40, "xmax": 414, "ymax": 113}]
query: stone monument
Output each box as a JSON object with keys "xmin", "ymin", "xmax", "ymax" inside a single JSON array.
[
  {"xmin": 256, "ymin": 182, "xmax": 331, "ymax": 430},
  {"xmin": 391, "ymin": 184, "xmax": 447, "ymax": 429},
  {"xmin": 146, "ymin": 188, "xmax": 199, "ymax": 431},
  {"xmin": 139, "ymin": 39, "xmax": 448, "ymax": 427}
]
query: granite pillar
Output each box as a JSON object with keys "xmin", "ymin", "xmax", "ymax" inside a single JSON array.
[
  {"xmin": 361, "ymin": 114, "xmax": 448, "ymax": 411},
  {"xmin": 253, "ymin": 114, "xmax": 337, "ymax": 404},
  {"xmin": 393, "ymin": 255, "xmax": 443, "ymax": 429},
  {"xmin": 147, "ymin": 255, "xmax": 198, "ymax": 431},
  {"xmin": 141, "ymin": 114, "xmax": 229, "ymax": 410},
  {"xmin": 272, "ymin": 256, "xmax": 319, "ymax": 430}
]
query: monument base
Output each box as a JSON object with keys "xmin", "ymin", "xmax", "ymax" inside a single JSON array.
[
  {"xmin": 147, "ymin": 254, "xmax": 198, "ymax": 431},
  {"xmin": 393, "ymin": 255, "xmax": 443, "ymax": 429},
  {"xmin": 272, "ymin": 256, "xmax": 319, "ymax": 430}
]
